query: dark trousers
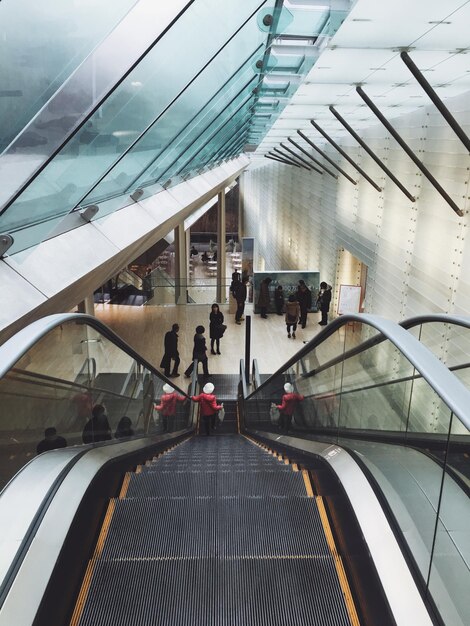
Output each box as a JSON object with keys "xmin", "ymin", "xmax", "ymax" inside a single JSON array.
[
  {"xmin": 299, "ymin": 307, "xmax": 308, "ymax": 328},
  {"xmin": 320, "ymin": 307, "xmax": 329, "ymax": 325},
  {"xmin": 201, "ymin": 413, "xmax": 216, "ymax": 435},
  {"xmin": 211, "ymin": 338, "xmax": 220, "ymax": 352},
  {"xmin": 164, "ymin": 356, "xmax": 180, "ymax": 377},
  {"xmin": 286, "ymin": 322, "xmax": 297, "ymax": 335},
  {"xmin": 185, "ymin": 356, "xmax": 209, "ymax": 377},
  {"xmin": 279, "ymin": 413, "xmax": 292, "ymax": 433},
  {"xmin": 260, "ymin": 306, "xmax": 268, "ymax": 318},
  {"xmin": 235, "ymin": 301, "xmax": 245, "ymax": 322},
  {"xmin": 162, "ymin": 415, "xmax": 175, "ymax": 432}
]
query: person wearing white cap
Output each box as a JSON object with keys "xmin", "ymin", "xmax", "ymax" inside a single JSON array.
[
  {"xmin": 276, "ymin": 382, "xmax": 304, "ymax": 434},
  {"xmin": 155, "ymin": 383, "xmax": 186, "ymax": 432},
  {"xmin": 191, "ymin": 382, "xmax": 223, "ymax": 436}
]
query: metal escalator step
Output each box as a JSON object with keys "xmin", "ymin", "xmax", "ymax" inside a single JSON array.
[
  {"xmin": 101, "ymin": 497, "xmax": 329, "ymax": 560},
  {"xmin": 127, "ymin": 469, "xmax": 306, "ymax": 498},
  {"xmin": 78, "ymin": 556, "xmax": 352, "ymax": 626}
]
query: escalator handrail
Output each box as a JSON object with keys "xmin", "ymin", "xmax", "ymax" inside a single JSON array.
[
  {"xmin": 304, "ymin": 313, "xmax": 470, "ymax": 380},
  {"xmin": 0, "ymin": 313, "xmax": 191, "ymax": 398},
  {"xmin": 244, "ymin": 313, "xmax": 470, "ymax": 431},
  {"xmin": 401, "ymin": 313, "xmax": 470, "ymax": 330}
]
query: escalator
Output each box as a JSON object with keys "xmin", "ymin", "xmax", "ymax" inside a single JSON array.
[
  {"xmin": 70, "ymin": 436, "xmax": 361, "ymax": 626},
  {"xmin": 1, "ymin": 312, "xmax": 470, "ymax": 625}
]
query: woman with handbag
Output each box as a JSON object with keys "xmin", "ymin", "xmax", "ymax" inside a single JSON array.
[{"xmin": 209, "ymin": 303, "xmax": 225, "ymax": 355}]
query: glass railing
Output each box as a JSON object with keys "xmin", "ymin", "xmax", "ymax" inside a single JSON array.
[
  {"xmin": 242, "ymin": 313, "xmax": 470, "ymax": 626},
  {"xmin": 0, "ymin": 314, "xmax": 195, "ymax": 491},
  {"xmin": 402, "ymin": 315, "xmax": 470, "ymax": 392}
]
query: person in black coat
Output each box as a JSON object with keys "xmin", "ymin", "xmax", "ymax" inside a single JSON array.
[
  {"xmin": 209, "ymin": 303, "xmax": 225, "ymax": 355},
  {"xmin": 317, "ymin": 281, "xmax": 332, "ymax": 325},
  {"xmin": 82, "ymin": 404, "xmax": 112, "ymax": 444},
  {"xmin": 160, "ymin": 323, "xmax": 180, "ymax": 378},
  {"xmin": 275, "ymin": 285, "xmax": 284, "ymax": 315},
  {"xmin": 37, "ymin": 427, "xmax": 67, "ymax": 454},
  {"xmin": 296, "ymin": 280, "xmax": 312, "ymax": 329},
  {"xmin": 233, "ymin": 276, "xmax": 249, "ymax": 324},
  {"xmin": 115, "ymin": 416, "xmax": 134, "ymax": 439},
  {"xmin": 184, "ymin": 325, "xmax": 209, "ymax": 377}
]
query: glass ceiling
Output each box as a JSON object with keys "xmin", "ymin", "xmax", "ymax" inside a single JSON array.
[
  {"xmin": 3, "ymin": 0, "xmax": 470, "ymax": 252},
  {"xmin": 0, "ymin": 0, "xmax": 353, "ymax": 255}
]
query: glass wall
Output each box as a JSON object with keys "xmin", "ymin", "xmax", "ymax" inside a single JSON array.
[
  {"xmin": 0, "ymin": 317, "xmax": 192, "ymax": 490},
  {"xmin": 243, "ymin": 317, "xmax": 470, "ymax": 625}
]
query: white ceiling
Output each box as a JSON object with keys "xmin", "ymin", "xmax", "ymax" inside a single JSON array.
[{"xmin": 253, "ymin": 0, "xmax": 470, "ymax": 163}]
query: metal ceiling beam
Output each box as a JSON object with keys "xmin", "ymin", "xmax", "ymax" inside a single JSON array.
[
  {"xmin": 287, "ymin": 137, "xmax": 338, "ymax": 179},
  {"xmin": 401, "ymin": 51, "xmax": 470, "ymax": 154},
  {"xmin": 329, "ymin": 105, "xmax": 415, "ymax": 202},
  {"xmin": 280, "ymin": 143, "xmax": 323, "ymax": 175},
  {"xmin": 310, "ymin": 119, "xmax": 382, "ymax": 192},
  {"xmin": 266, "ymin": 153, "xmax": 299, "ymax": 167},
  {"xmin": 273, "ymin": 148, "xmax": 309, "ymax": 169},
  {"xmin": 297, "ymin": 130, "xmax": 357, "ymax": 185},
  {"xmin": 357, "ymin": 85, "xmax": 464, "ymax": 217}
]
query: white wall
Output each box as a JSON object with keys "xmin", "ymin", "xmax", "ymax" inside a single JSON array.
[
  {"xmin": 241, "ymin": 94, "xmax": 470, "ymax": 432},
  {"xmin": 241, "ymin": 92, "xmax": 470, "ymax": 325}
]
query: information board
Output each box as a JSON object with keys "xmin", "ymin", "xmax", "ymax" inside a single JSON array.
[{"xmin": 338, "ymin": 285, "xmax": 362, "ymax": 315}]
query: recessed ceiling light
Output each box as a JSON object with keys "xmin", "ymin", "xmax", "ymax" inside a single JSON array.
[
  {"xmin": 369, "ymin": 68, "xmax": 386, "ymax": 71},
  {"xmin": 352, "ymin": 18, "xmax": 372, "ymax": 22},
  {"xmin": 428, "ymin": 20, "xmax": 451, "ymax": 25}
]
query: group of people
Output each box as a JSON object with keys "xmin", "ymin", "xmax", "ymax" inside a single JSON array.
[
  {"xmin": 82, "ymin": 404, "xmax": 134, "ymax": 443},
  {"xmin": 36, "ymin": 405, "xmax": 135, "ymax": 455},
  {"xmin": 260, "ymin": 279, "xmax": 332, "ymax": 337},
  {"xmin": 160, "ymin": 305, "xmax": 227, "ymax": 380},
  {"xmin": 155, "ymin": 381, "xmax": 223, "ymax": 436}
]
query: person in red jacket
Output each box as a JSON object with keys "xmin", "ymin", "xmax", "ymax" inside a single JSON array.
[
  {"xmin": 155, "ymin": 383, "xmax": 186, "ymax": 432},
  {"xmin": 191, "ymin": 382, "xmax": 223, "ymax": 436},
  {"xmin": 276, "ymin": 382, "xmax": 304, "ymax": 434}
]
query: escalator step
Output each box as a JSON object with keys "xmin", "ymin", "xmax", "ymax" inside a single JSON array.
[
  {"xmin": 78, "ymin": 557, "xmax": 351, "ymax": 626},
  {"xmin": 101, "ymin": 497, "xmax": 330, "ymax": 560},
  {"xmin": 127, "ymin": 469, "xmax": 306, "ymax": 498}
]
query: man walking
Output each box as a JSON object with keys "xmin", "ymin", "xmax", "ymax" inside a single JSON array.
[{"xmin": 160, "ymin": 323, "xmax": 181, "ymax": 378}]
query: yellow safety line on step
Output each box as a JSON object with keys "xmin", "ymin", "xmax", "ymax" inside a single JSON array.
[
  {"xmin": 69, "ymin": 499, "xmax": 116, "ymax": 626},
  {"xmin": 69, "ymin": 559, "xmax": 96, "ymax": 626},
  {"xmin": 93, "ymin": 499, "xmax": 116, "ymax": 560},
  {"xmin": 316, "ymin": 496, "xmax": 361, "ymax": 626},
  {"xmin": 119, "ymin": 473, "xmax": 131, "ymax": 499},
  {"xmin": 135, "ymin": 465, "xmax": 142, "ymax": 474},
  {"xmin": 302, "ymin": 470, "xmax": 314, "ymax": 498},
  {"xmin": 292, "ymin": 463, "xmax": 299, "ymax": 472}
]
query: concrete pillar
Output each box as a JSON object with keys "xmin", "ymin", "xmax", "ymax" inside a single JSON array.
[
  {"xmin": 174, "ymin": 224, "xmax": 188, "ymax": 304},
  {"xmin": 216, "ymin": 190, "xmax": 226, "ymax": 303},
  {"xmin": 238, "ymin": 174, "xmax": 244, "ymax": 238},
  {"xmin": 77, "ymin": 295, "xmax": 95, "ymax": 316}
]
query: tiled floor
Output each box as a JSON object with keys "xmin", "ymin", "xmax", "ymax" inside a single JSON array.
[{"xmin": 94, "ymin": 300, "xmax": 327, "ymax": 376}]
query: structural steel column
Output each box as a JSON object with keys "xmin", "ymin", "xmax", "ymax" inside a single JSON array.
[
  {"xmin": 174, "ymin": 224, "xmax": 188, "ymax": 304},
  {"xmin": 216, "ymin": 190, "xmax": 226, "ymax": 303}
]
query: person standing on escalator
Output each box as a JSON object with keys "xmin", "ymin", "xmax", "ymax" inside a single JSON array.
[
  {"xmin": 191, "ymin": 382, "xmax": 223, "ymax": 436},
  {"xmin": 276, "ymin": 383, "xmax": 304, "ymax": 434},
  {"xmin": 155, "ymin": 384, "xmax": 186, "ymax": 432}
]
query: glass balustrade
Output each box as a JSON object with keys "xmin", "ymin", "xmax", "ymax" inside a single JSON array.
[
  {"xmin": 0, "ymin": 316, "xmax": 193, "ymax": 491},
  {"xmin": 243, "ymin": 316, "xmax": 470, "ymax": 626}
]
